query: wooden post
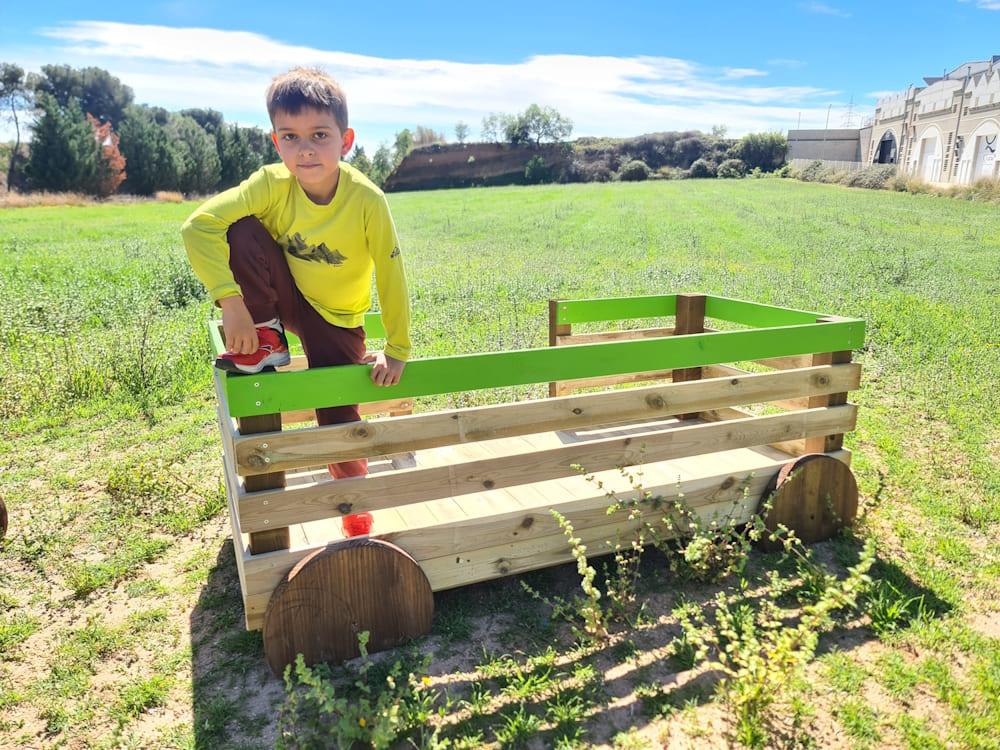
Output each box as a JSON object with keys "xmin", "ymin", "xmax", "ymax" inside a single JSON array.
[
  {"xmin": 672, "ymin": 293, "xmax": 706, "ymax": 419},
  {"xmin": 239, "ymin": 413, "xmax": 290, "ymax": 554},
  {"xmin": 804, "ymin": 316, "xmax": 852, "ymax": 454},
  {"xmin": 548, "ymin": 299, "xmax": 571, "ymax": 397}
]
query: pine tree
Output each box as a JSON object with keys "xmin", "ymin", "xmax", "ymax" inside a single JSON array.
[
  {"xmin": 218, "ymin": 124, "xmax": 263, "ymax": 189},
  {"xmin": 169, "ymin": 114, "xmax": 221, "ymax": 194},
  {"xmin": 117, "ymin": 105, "xmax": 181, "ymax": 195},
  {"xmin": 25, "ymin": 94, "xmax": 100, "ymax": 192},
  {"xmin": 349, "ymin": 145, "xmax": 372, "ymax": 177}
]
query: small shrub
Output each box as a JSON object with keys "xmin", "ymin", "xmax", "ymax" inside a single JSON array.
[
  {"xmin": 717, "ymin": 159, "xmax": 746, "ymax": 179},
  {"xmin": 524, "ymin": 155, "xmax": 550, "ymax": 185},
  {"xmin": 843, "ymin": 164, "xmax": 896, "ymax": 190},
  {"xmin": 775, "ymin": 163, "xmax": 793, "ymax": 178},
  {"xmin": 619, "ymin": 159, "xmax": 651, "ymax": 181},
  {"xmin": 798, "ymin": 160, "xmax": 825, "ymax": 182},
  {"xmin": 688, "ymin": 159, "xmax": 716, "ymax": 178}
]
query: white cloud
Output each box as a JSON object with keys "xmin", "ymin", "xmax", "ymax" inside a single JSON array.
[
  {"xmin": 866, "ymin": 90, "xmax": 900, "ymax": 99},
  {"xmin": 722, "ymin": 67, "xmax": 768, "ymax": 79},
  {"xmin": 768, "ymin": 58, "xmax": 805, "ymax": 68},
  {"xmin": 799, "ymin": 2, "xmax": 852, "ymax": 17},
  {"xmin": 959, "ymin": 0, "xmax": 1000, "ymax": 9},
  {"xmin": 5, "ymin": 21, "xmax": 852, "ymax": 147}
]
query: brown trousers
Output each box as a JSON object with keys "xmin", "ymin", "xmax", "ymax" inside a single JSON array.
[{"xmin": 226, "ymin": 217, "xmax": 367, "ymax": 478}]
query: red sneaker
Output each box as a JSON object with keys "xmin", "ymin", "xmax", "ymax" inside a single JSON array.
[{"xmin": 215, "ymin": 325, "xmax": 291, "ymax": 374}]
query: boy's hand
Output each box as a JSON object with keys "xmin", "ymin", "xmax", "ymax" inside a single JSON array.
[
  {"xmin": 220, "ymin": 296, "xmax": 258, "ymax": 354},
  {"xmin": 363, "ymin": 351, "xmax": 405, "ymax": 387}
]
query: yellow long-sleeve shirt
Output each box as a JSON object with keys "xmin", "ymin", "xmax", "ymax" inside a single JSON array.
[{"xmin": 181, "ymin": 162, "xmax": 410, "ymax": 361}]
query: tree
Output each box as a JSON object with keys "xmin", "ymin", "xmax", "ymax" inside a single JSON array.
[
  {"xmin": 413, "ymin": 125, "xmax": 445, "ymax": 147},
  {"xmin": 118, "ymin": 105, "xmax": 181, "ymax": 194},
  {"xmin": 392, "ymin": 129, "xmax": 413, "ymax": 165},
  {"xmin": 733, "ymin": 132, "xmax": 787, "ymax": 172},
  {"xmin": 25, "ymin": 94, "xmax": 100, "ymax": 192},
  {"xmin": 86, "ymin": 114, "xmax": 126, "ymax": 196},
  {"xmin": 218, "ymin": 124, "xmax": 263, "ymax": 189},
  {"xmin": 1, "ymin": 62, "xmax": 33, "ymax": 191},
  {"xmin": 181, "ymin": 108, "xmax": 225, "ymax": 136},
  {"xmin": 711, "ymin": 124, "xmax": 729, "ymax": 138},
  {"xmin": 33, "ymin": 64, "xmax": 133, "ymax": 124},
  {"xmin": 370, "ymin": 144, "xmax": 393, "ymax": 187},
  {"xmin": 169, "ymin": 113, "xmax": 221, "ymax": 194},
  {"xmin": 481, "ymin": 114, "xmax": 503, "ymax": 143},
  {"xmin": 454, "ymin": 121, "xmax": 469, "ymax": 144},
  {"xmin": 348, "ymin": 145, "xmax": 372, "ymax": 178}
]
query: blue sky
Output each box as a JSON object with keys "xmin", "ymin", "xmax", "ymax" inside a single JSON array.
[{"xmin": 3, "ymin": 1, "xmax": 1000, "ymax": 150}]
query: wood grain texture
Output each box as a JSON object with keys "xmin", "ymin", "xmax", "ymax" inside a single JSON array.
[
  {"xmin": 548, "ymin": 298, "xmax": 572, "ymax": 397},
  {"xmin": 262, "ymin": 538, "xmax": 433, "ymax": 675},
  {"xmin": 673, "ymin": 293, "xmax": 707, "ymax": 418},
  {"xmin": 234, "ymin": 364, "xmax": 861, "ymax": 475},
  {"xmin": 239, "ymin": 413, "xmax": 289, "ymax": 554},
  {"xmin": 761, "ymin": 454, "xmax": 858, "ymax": 548},
  {"xmin": 238, "ymin": 405, "xmax": 857, "ymax": 533}
]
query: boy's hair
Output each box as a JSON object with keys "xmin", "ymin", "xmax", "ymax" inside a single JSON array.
[{"xmin": 266, "ymin": 67, "xmax": 349, "ymax": 132}]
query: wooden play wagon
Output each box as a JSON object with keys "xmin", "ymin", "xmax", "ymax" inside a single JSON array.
[{"xmin": 209, "ymin": 293, "xmax": 865, "ymax": 675}]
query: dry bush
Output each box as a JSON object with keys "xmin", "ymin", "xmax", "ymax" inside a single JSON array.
[
  {"xmin": 0, "ymin": 190, "xmax": 96, "ymax": 208},
  {"xmin": 154, "ymin": 191, "xmax": 184, "ymax": 203}
]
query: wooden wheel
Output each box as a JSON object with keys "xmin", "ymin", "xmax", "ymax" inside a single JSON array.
[
  {"xmin": 262, "ymin": 538, "xmax": 434, "ymax": 677},
  {"xmin": 760, "ymin": 454, "xmax": 858, "ymax": 550},
  {"xmin": 0, "ymin": 498, "xmax": 7, "ymax": 539}
]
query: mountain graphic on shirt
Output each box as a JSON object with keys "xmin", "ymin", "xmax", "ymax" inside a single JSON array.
[{"xmin": 280, "ymin": 232, "xmax": 347, "ymax": 266}]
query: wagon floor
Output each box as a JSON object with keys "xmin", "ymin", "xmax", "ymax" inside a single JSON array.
[{"xmin": 272, "ymin": 415, "xmax": 797, "ymax": 551}]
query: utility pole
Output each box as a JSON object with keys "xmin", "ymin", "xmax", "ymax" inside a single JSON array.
[{"xmin": 825, "ymin": 103, "xmax": 832, "ymax": 129}]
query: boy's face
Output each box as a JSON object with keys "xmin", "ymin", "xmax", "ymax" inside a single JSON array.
[{"xmin": 271, "ymin": 107, "xmax": 355, "ymax": 204}]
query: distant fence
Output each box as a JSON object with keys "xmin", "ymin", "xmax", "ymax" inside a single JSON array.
[{"xmin": 789, "ymin": 158, "xmax": 865, "ymax": 173}]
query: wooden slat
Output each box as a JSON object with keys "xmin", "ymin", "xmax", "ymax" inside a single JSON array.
[
  {"xmin": 805, "ymin": 340, "xmax": 853, "ymax": 453},
  {"xmin": 213, "ymin": 372, "xmax": 250, "ymax": 620},
  {"xmin": 548, "ymin": 299, "xmax": 572, "ymax": 397},
  {"xmin": 235, "ymin": 364, "xmax": 861, "ymax": 476},
  {"xmin": 703, "ymin": 365, "xmax": 810, "ymax": 410},
  {"xmin": 240, "ymin": 449, "xmax": 852, "ymax": 627},
  {"xmin": 557, "ymin": 368, "xmax": 675, "ymax": 392},
  {"xmin": 237, "ymin": 405, "xmax": 857, "ymax": 533},
  {"xmin": 755, "ymin": 354, "xmax": 814, "ymax": 370},
  {"xmin": 556, "ymin": 326, "xmax": 676, "ymax": 345},
  {"xmin": 699, "ymin": 406, "xmax": 811, "ymax": 456},
  {"xmin": 673, "ymin": 293, "xmax": 707, "ymax": 419},
  {"xmin": 280, "ymin": 399, "xmax": 415, "ymax": 425}
]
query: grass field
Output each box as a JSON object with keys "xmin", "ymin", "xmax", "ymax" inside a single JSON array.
[{"xmin": 1, "ymin": 178, "xmax": 999, "ymax": 749}]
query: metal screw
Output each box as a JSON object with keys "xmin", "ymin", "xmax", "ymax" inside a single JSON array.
[
  {"xmin": 263, "ymin": 500, "xmax": 269, "ymax": 506},
  {"xmin": 264, "ymin": 457, "xmax": 270, "ymax": 463},
  {"xmin": 261, "ymin": 442, "xmax": 268, "ymax": 449},
  {"xmin": 254, "ymin": 382, "xmax": 260, "ymax": 388},
  {"xmin": 263, "ymin": 519, "xmax": 270, "ymax": 525},
  {"xmin": 255, "ymin": 401, "xmax": 262, "ymax": 406}
]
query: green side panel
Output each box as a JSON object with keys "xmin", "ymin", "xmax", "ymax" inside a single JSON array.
[
  {"xmin": 209, "ymin": 312, "xmax": 386, "ymax": 357},
  {"xmin": 208, "ymin": 320, "xmax": 226, "ymax": 358},
  {"xmin": 555, "ymin": 295, "xmax": 677, "ymax": 324},
  {"xmin": 223, "ymin": 319, "xmax": 865, "ymax": 417},
  {"xmin": 704, "ymin": 296, "xmax": 827, "ymax": 327}
]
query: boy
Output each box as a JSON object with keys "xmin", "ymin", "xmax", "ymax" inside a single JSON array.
[{"xmin": 181, "ymin": 67, "xmax": 409, "ymax": 504}]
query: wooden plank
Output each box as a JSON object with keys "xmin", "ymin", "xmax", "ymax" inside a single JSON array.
[
  {"xmin": 557, "ymin": 368, "xmax": 674, "ymax": 393},
  {"xmin": 548, "ymin": 299, "xmax": 572, "ymax": 397},
  {"xmin": 755, "ymin": 354, "xmax": 814, "ymax": 370},
  {"xmin": 237, "ymin": 405, "xmax": 857, "ymax": 533},
  {"xmin": 235, "ymin": 364, "xmax": 861, "ymax": 475},
  {"xmin": 805, "ymin": 325, "xmax": 853, "ymax": 453},
  {"xmin": 556, "ymin": 326, "xmax": 676, "ymax": 345},
  {"xmin": 280, "ymin": 398, "xmax": 414, "ymax": 426},
  {"xmin": 699, "ymin": 406, "xmax": 812, "ymax": 456},
  {"xmin": 673, "ymin": 293, "xmax": 707, "ymax": 419},
  {"xmin": 240, "ymin": 448, "xmax": 853, "ymax": 626},
  {"xmin": 703, "ymin": 365, "xmax": 810, "ymax": 410},
  {"xmin": 238, "ymin": 411, "xmax": 289, "ymax": 554}
]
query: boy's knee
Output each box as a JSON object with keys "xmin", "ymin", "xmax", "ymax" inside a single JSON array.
[{"xmin": 227, "ymin": 216, "xmax": 267, "ymax": 246}]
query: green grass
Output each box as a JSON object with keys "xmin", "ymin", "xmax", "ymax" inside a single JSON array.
[{"xmin": 2, "ymin": 178, "xmax": 999, "ymax": 747}]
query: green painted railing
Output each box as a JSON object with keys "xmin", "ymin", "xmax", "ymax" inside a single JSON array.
[{"xmin": 210, "ymin": 294, "xmax": 864, "ymax": 418}]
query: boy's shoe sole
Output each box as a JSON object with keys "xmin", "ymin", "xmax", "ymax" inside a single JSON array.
[{"xmin": 214, "ymin": 350, "xmax": 291, "ymax": 374}]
